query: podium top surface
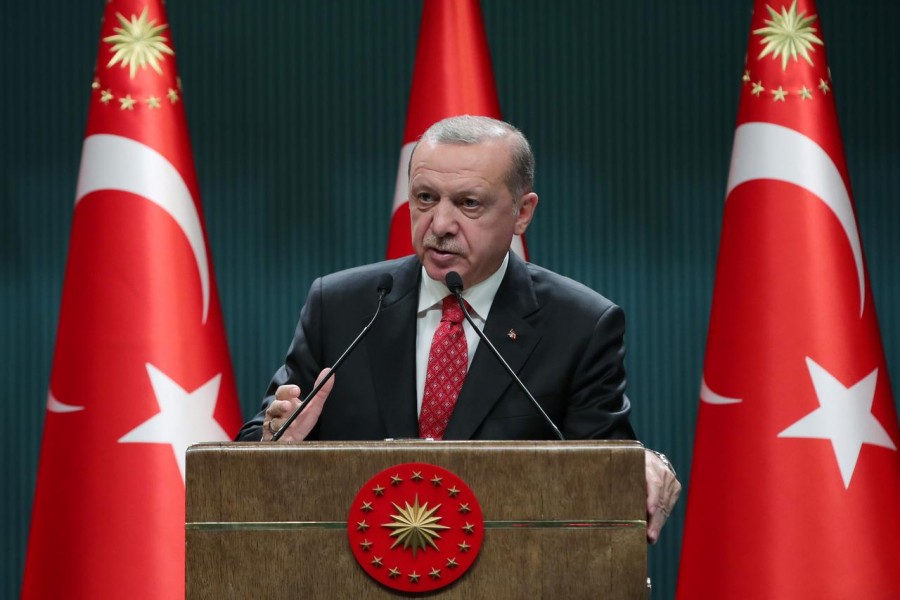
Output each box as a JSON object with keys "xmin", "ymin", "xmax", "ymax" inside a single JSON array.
[{"xmin": 187, "ymin": 440, "xmax": 646, "ymax": 523}]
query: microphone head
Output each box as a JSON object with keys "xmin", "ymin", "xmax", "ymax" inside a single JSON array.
[
  {"xmin": 445, "ymin": 271, "xmax": 464, "ymax": 294},
  {"xmin": 376, "ymin": 273, "xmax": 394, "ymax": 295}
]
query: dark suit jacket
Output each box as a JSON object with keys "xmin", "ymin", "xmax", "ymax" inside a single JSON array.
[{"xmin": 237, "ymin": 253, "xmax": 635, "ymax": 441}]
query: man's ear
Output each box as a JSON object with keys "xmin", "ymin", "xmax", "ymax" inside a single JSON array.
[{"xmin": 514, "ymin": 192, "xmax": 538, "ymax": 236}]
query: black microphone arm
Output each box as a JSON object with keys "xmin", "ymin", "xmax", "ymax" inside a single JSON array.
[
  {"xmin": 444, "ymin": 271, "xmax": 565, "ymax": 441},
  {"xmin": 272, "ymin": 273, "xmax": 394, "ymax": 441}
]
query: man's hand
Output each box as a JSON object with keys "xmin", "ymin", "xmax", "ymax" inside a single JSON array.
[
  {"xmin": 262, "ymin": 369, "xmax": 334, "ymax": 442},
  {"xmin": 645, "ymin": 448, "xmax": 681, "ymax": 544}
]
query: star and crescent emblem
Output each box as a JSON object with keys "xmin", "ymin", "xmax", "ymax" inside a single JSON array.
[
  {"xmin": 348, "ymin": 463, "xmax": 484, "ymax": 593},
  {"xmin": 703, "ymin": 8, "xmax": 898, "ymax": 490}
]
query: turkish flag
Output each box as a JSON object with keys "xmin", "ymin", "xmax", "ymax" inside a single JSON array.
[
  {"xmin": 22, "ymin": 1, "xmax": 243, "ymax": 598},
  {"xmin": 678, "ymin": 1, "xmax": 900, "ymax": 598},
  {"xmin": 385, "ymin": 0, "xmax": 527, "ymax": 259}
]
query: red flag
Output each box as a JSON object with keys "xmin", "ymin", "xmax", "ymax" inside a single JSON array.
[
  {"xmin": 385, "ymin": 0, "xmax": 527, "ymax": 259},
  {"xmin": 678, "ymin": 1, "xmax": 900, "ymax": 597},
  {"xmin": 22, "ymin": 1, "xmax": 243, "ymax": 598}
]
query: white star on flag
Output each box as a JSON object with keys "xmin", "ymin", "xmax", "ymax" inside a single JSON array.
[
  {"xmin": 779, "ymin": 357, "xmax": 897, "ymax": 488},
  {"xmin": 119, "ymin": 363, "xmax": 230, "ymax": 483}
]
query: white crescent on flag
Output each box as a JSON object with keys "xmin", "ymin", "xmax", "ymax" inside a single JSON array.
[
  {"xmin": 46, "ymin": 391, "xmax": 84, "ymax": 413},
  {"xmin": 726, "ymin": 122, "xmax": 865, "ymax": 317},
  {"xmin": 74, "ymin": 134, "xmax": 210, "ymax": 323},
  {"xmin": 700, "ymin": 377, "xmax": 742, "ymax": 405},
  {"xmin": 703, "ymin": 122, "xmax": 865, "ymax": 405}
]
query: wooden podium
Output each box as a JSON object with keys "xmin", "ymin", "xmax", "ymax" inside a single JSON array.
[{"xmin": 186, "ymin": 440, "xmax": 647, "ymax": 599}]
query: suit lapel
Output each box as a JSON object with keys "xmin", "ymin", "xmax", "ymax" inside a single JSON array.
[
  {"xmin": 443, "ymin": 254, "xmax": 541, "ymax": 440},
  {"xmin": 367, "ymin": 256, "xmax": 421, "ymax": 438}
]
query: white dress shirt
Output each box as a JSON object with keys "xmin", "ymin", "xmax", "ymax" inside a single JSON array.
[{"xmin": 415, "ymin": 253, "xmax": 510, "ymax": 415}]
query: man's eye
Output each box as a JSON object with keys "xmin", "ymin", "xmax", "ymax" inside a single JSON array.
[
  {"xmin": 417, "ymin": 193, "xmax": 434, "ymax": 203},
  {"xmin": 462, "ymin": 198, "xmax": 480, "ymax": 208}
]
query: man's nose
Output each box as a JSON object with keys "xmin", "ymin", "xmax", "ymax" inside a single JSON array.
[{"xmin": 430, "ymin": 199, "xmax": 458, "ymax": 235}]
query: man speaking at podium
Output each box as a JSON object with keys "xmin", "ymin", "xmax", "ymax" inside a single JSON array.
[{"xmin": 237, "ymin": 116, "xmax": 680, "ymax": 542}]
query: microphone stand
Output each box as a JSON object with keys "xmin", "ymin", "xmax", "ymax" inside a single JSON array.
[
  {"xmin": 272, "ymin": 278, "xmax": 392, "ymax": 441},
  {"xmin": 445, "ymin": 271, "xmax": 565, "ymax": 441}
]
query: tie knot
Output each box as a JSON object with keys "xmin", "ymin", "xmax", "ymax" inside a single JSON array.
[{"xmin": 441, "ymin": 295, "xmax": 464, "ymax": 325}]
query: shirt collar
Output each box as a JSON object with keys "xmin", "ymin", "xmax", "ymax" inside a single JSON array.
[{"xmin": 417, "ymin": 253, "xmax": 510, "ymax": 320}]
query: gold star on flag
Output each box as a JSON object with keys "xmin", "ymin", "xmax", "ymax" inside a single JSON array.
[
  {"xmin": 119, "ymin": 94, "xmax": 136, "ymax": 110},
  {"xmin": 411, "ymin": 471, "xmax": 423, "ymax": 482},
  {"xmin": 819, "ymin": 78, "xmax": 830, "ymax": 94},
  {"xmin": 146, "ymin": 96, "xmax": 161, "ymax": 109},
  {"xmin": 798, "ymin": 86, "xmax": 813, "ymax": 100},
  {"xmin": 751, "ymin": 81, "xmax": 765, "ymax": 96},
  {"xmin": 447, "ymin": 486, "xmax": 460, "ymax": 498},
  {"xmin": 753, "ymin": 0, "xmax": 824, "ymax": 71},
  {"xmin": 167, "ymin": 88, "xmax": 179, "ymax": 103},
  {"xmin": 772, "ymin": 86, "xmax": 788, "ymax": 102},
  {"xmin": 372, "ymin": 485, "xmax": 385, "ymax": 496},
  {"xmin": 742, "ymin": 69, "xmax": 751, "ymax": 83},
  {"xmin": 446, "ymin": 557, "xmax": 459, "ymax": 568},
  {"xmin": 360, "ymin": 539, "xmax": 372, "ymax": 551},
  {"xmin": 388, "ymin": 567, "xmax": 401, "ymax": 579},
  {"xmin": 361, "ymin": 501, "xmax": 373, "ymax": 512},
  {"xmin": 356, "ymin": 520, "xmax": 369, "ymax": 532},
  {"xmin": 458, "ymin": 541, "xmax": 471, "ymax": 552},
  {"xmin": 371, "ymin": 556, "xmax": 383, "ymax": 567},
  {"xmin": 91, "ymin": 78, "xmax": 101, "ymax": 90},
  {"xmin": 100, "ymin": 89, "xmax": 114, "ymax": 104},
  {"xmin": 408, "ymin": 571, "xmax": 420, "ymax": 583},
  {"xmin": 103, "ymin": 7, "xmax": 174, "ymax": 79},
  {"xmin": 390, "ymin": 474, "xmax": 403, "ymax": 486},
  {"xmin": 430, "ymin": 475, "xmax": 443, "ymax": 486},
  {"xmin": 429, "ymin": 568, "xmax": 441, "ymax": 579}
]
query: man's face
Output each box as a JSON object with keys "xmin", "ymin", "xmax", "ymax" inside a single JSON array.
[{"xmin": 408, "ymin": 139, "xmax": 537, "ymax": 289}]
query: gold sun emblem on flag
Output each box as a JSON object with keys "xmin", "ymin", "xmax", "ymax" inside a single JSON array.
[
  {"xmin": 754, "ymin": 0, "xmax": 824, "ymax": 70},
  {"xmin": 382, "ymin": 495, "xmax": 450, "ymax": 557},
  {"xmin": 103, "ymin": 7, "xmax": 174, "ymax": 79}
]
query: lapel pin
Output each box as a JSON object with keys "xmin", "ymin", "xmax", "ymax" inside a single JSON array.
[{"xmin": 507, "ymin": 329, "xmax": 517, "ymax": 341}]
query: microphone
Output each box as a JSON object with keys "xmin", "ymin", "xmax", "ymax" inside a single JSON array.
[
  {"xmin": 445, "ymin": 271, "xmax": 565, "ymax": 441},
  {"xmin": 272, "ymin": 273, "xmax": 394, "ymax": 441}
]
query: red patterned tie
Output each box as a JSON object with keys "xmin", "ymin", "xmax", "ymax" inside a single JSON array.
[{"xmin": 419, "ymin": 295, "xmax": 468, "ymax": 440}]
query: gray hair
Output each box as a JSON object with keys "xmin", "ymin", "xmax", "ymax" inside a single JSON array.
[{"xmin": 409, "ymin": 115, "xmax": 535, "ymax": 200}]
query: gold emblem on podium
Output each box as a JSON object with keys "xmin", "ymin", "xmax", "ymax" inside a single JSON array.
[{"xmin": 348, "ymin": 463, "xmax": 484, "ymax": 592}]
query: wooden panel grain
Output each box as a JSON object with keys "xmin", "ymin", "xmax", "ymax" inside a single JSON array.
[{"xmin": 186, "ymin": 441, "xmax": 647, "ymax": 599}]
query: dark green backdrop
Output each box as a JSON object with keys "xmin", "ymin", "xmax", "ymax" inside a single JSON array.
[{"xmin": 3, "ymin": 1, "xmax": 898, "ymax": 597}]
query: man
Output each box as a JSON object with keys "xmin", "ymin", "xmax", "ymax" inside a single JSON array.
[{"xmin": 237, "ymin": 115, "xmax": 680, "ymax": 542}]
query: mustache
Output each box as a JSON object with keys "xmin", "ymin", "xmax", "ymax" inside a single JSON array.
[{"xmin": 423, "ymin": 234, "xmax": 464, "ymax": 255}]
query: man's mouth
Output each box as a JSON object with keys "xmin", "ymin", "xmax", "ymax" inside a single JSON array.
[
  {"xmin": 425, "ymin": 246, "xmax": 464, "ymax": 263},
  {"xmin": 422, "ymin": 234, "xmax": 464, "ymax": 258}
]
